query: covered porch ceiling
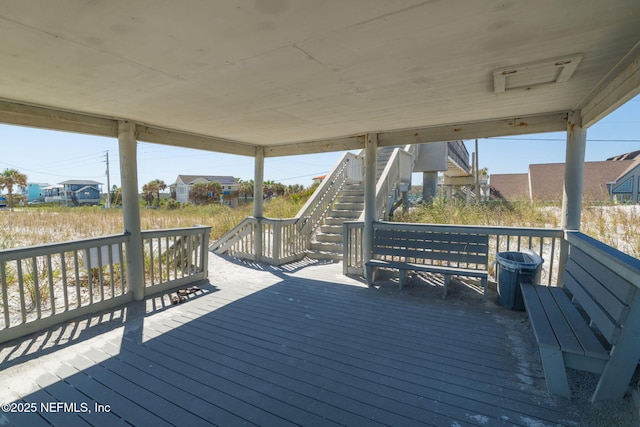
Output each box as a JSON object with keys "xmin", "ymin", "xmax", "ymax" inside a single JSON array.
[{"xmin": 0, "ymin": 1, "xmax": 639, "ymax": 157}]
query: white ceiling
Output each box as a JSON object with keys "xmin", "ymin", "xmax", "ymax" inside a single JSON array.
[{"xmin": 0, "ymin": 1, "xmax": 639, "ymax": 156}]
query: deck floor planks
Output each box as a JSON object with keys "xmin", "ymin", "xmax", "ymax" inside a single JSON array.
[
  {"xmin": 0, "ymin": 257, "xmax": 580, "ymax": 426},
  {"xmin": 161, "ymin": 312, "xmax": 545, "ymax": 426},
  {"xmin": 145, "ymin": 318, "xmax": 474, "ymax": 427},
  {"xmin": 33, "ymin": 371, "xmax": 129, "ymax": 427},
  {"xmin": 160, "ymin": 280, "xmax": 566, "ymax": 424},
  {"xmin": 167, "ymin": 305, "xmax": 549, "ymax": 412}
]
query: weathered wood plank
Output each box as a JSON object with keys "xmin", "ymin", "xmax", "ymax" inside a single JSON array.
[
  {"xmin": 565, "ymin": 255, "xmax": 629, "ymax": 323},
  {"xmin": 562, "ymin": 270, "xmax": 619, "ymax": 344},
  {"xmin": 548, "ymin": 287, "xmax": 609, "ymax": 360},
  {"xmin": 571, "ymin": 246, "xmax": 636, "ymax": 304},
  {"xmin": 520, "ymin": 283, "xmax": 560, "ymax": 350},
  {"xmin": 534, "ymin": 285, "xmax": 583, "ymax": 354},
  {"xmin": 1, "ymin": 259, "xmax": 579, "ymax": 426}
]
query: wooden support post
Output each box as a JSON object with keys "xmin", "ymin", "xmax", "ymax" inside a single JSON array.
[
  {"xmin": 118, "ymin": 121, "xmax": 144, "ymax": 301},
  {"xmin": 559, "ymin": 111, "xmax": 586, "ymax": 284},
  {"xmin": 363, "ymin": 133, "xmax": 377, "ymax": 282},
  {"xmin": 254, "ymin": 146, "xmax": 265, "ymax": 262}
]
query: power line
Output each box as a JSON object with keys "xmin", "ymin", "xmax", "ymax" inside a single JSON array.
[{"xmin": 485, "ymin": 137, "xmax": 640, "ymax": 143}]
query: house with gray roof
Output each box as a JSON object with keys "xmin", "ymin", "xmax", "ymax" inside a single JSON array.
[
  {"xmin": 170, "ymin": 175, "xmax": 240, "ymax": 207},
  {"xmin": 42, "ymin": 180, "xmax": 102, "ymax": 206}
]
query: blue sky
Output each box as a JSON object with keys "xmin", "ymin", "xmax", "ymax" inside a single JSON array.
[{"xmin": 1, "ymin": 95, "xmax": 638, "ymax": 191}]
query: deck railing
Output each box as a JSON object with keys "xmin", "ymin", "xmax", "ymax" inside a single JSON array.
[
  {"xmin": 211, "ymin": 152, "xmax": 364, "ymax": 264},
  {"xmin": 296, "ymin": 151, "xmax": 363, "ymax": 239},
  {"xmin": 358, "ymin": 147, "xmax": 413, "ymax": 222},
  {"xmin": 142, "ymin": 226, "xmax": 211, "ymax": 293},
  {"xmin": 0, "ymin": 226, "xmax": 210, "ymax": 344},
  {"xmin": 211, "ymin": 217, "xmax": 307, "ymax": 265},
  {"xmin": 344, "ymin": 221, "xmax": 564, "ymax": 285}
]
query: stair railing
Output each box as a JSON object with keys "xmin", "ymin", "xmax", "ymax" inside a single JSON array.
[
  {"xmin": 296, "ymin": 152, "xmax": 363, "ymax": 240},
  {"xmin": 359, "ymin": 146, "xmax": 414, "ymax": 221},
  {"xmin": 210, "ymin": 151, "xmax": 364, "ymax": 264}
]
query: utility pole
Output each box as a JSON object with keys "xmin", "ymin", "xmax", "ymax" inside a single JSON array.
[
  {"xmin": 103, "ymin": 151, "xmax": 111, "ymax": 208},
  {"xmin": 474, "ymin": 139, "xmax": 480, "ymax": 203}
]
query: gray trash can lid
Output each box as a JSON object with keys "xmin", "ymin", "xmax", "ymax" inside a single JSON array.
[{"xmin": 496, "ymin": 250, "xmax": 543, "ymax": 270}]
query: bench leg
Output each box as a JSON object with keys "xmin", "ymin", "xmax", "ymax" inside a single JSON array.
[
  {"xmin": 366, "ymin": 265, "xmax": 375, "ymax": 287},
  {"xmin": 399, "ymin": 270, "xmax": 408, "ymax": 290},
  {"xmin": 442, "ymin": 275, "xmax": 451, "ymax": 299},
  {"xmin": 481, "ymin": 277, "xmax": 488, "ymax": 299},
  {"xmin": 539, "ymin": 346, "xmax": 571, "ymax": 398}
]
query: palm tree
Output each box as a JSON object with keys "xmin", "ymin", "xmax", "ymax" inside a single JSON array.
[
  {"xmin": 190, "ymin": 182, "xmax": 209, "ymax": 204},
  {"xmin": 141, "ymin": 183, "xmax": 155, "ymax": 206},
  {"xmin": 206, "ymin": 180, "xmax": 222, "ymax": 203},
  {"xmin": 0, "ymin": 168, "xmax": 27, "ymax": 210},
  {"xmin": 239, "ymin": 179, "xmax": 254, "ymax": 202},
  {"xmin": 147, "ymin": 179, "xmax": 167, "ymax": 207}
]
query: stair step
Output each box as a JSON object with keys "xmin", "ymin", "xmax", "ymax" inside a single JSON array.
[
  {"xmin": 305, "ymin": 250, "xmax": 343, "ymax": 261},
  {"xmin": 320, "ymin": 224, "xmax": 343, "ymax": 234},
  {"xmin": 333, "ymin": 202, "xmax": 363, "ymax": 210},
  {"xmin": 338, "ymin": 196, "xmax": 363, "ymax": 203},
  {"xmin": 310, "ymin": 241, "xmax": 342, "ymax": 252},
  {"xmin": 328, "ymin": 210, "xmax": 361, "ymax": 219},
  {"xmin": 315, "ymin": 233, "xmax": 343, "ymax": 243}
]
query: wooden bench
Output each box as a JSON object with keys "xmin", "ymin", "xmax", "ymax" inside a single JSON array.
[
  {"xmin": 520, "ymin": 231, "xmax": 640, "ymax": 402},
  {"xmin": 365, "ymin": 222, "xmax": 489, "ymax": 298}
]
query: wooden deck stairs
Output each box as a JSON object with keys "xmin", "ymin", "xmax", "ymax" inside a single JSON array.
[{"xmin": 306, "ymin": 146, "xmax": 399, "ymax": 261}]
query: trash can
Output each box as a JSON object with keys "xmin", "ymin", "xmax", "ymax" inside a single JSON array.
[{"xmin": 495, "ymin": 251, "xmax": 544, "ymax": 310}]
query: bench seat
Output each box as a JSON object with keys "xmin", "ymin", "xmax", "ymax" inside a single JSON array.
[
  {"xmin": 520, "ymin": 231, "xmax": 640, "ymax": 402},
  {"xmin": 366, "ymin": 259, "xmax": 488, "ymax": 298},
  {"xmin": 520, "ymin": 282, "xmax": 609, "ymax": 397},
  {"xmin": 365, "ymin": 222, "xmax": 490, "ymax": 299}
]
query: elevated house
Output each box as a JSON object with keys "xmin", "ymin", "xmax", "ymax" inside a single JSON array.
[
  {"xmin": 19, "ymin": 182, "xmax": 49, "ymax": 203},
  {"xmin": 43, "ymin": 180, "xmax": 102, "ymax": 206},
  {"xmin": 170, "ymin": 175, "xmax": 239, "ymax": 207},
  {"xmin": 491, "ymin": 152, "xmax": 640, "ymax": 203},
  {"xmin": 1, "ymin": 2, "xmax": 640, "ymax": 424}
]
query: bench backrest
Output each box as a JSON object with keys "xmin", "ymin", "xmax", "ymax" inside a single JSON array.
[
  {"xmin": 563, "ymin": 244, "xmax": 638, "ymax": 346},
  {"xmin": 372, "ymin": 223, "xmax": 489, "ymax": 271}
]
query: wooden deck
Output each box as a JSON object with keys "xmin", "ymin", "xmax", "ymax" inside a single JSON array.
[{"xmin": 0, "ymin": 254, "xmax": 625, "ymax": 426}]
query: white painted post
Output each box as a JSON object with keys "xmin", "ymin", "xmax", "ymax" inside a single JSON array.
[
  {"xmin": 118, "ymin": 121, "xmax": 145, "ymax": 301},
  {"xmin": 363, "ymin": 133, "xmax": 377, "ymax": 279},
  {"xmin": 254, "ymin": 146, "xmax": 265, "ymax": 262},
  {"xmin": 559, "ymin": 110, "xmax": 586, "ymax": 284}
]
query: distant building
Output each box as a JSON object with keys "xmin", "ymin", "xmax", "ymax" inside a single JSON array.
[
  {"xmin": 19, "ymin": 182, "xmax": 49, "ymax": 202},
  {"xmin": 43, "ymin": 180, "xmax": 102, "ymax": 206},
  {"xmin": 490, "ymin": 151, "xmax": 640, "ymax": 204},
  {"xmin": 170, "ymin": 175, "xmax": 240, "ymax": 207},
  {"xmin": 312, "ymin": 175, "xmax": 326, "ymax": 185}
]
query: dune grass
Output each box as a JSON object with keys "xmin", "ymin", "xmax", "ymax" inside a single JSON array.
[
  {"xmin": 0, "ymin": 197, "xmax": 307, "ymax": 250},
  {"xmin": 1, "ymin": 197, "xmax": 637, "ymax": 258},
  {"xmin": 394, "ymin": 198, "xmax": 639, "ymax": 257}
]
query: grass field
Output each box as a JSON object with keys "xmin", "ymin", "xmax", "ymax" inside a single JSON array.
[{"xmin": 1, "ymin": 197, "xmax": 638, "ymax": 257}]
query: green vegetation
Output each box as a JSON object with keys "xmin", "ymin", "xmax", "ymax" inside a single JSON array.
[
  {"xmin": 1, "ymin": 191, "xmax": 638, "ymax": 258},
  {"xmin": 0, "ymin": 168, "xmax": 27, "ymax": 210},
  {"xmin": 395, "ymin": 197, "xmax": 639, "ymax": 257},
  {"xmin": 394, "ymin": 198, "xmax": 559, "ymax": 228},
  {"xmin": 0, "ymin": 188, "xmax": 309, "ymax": 250}
]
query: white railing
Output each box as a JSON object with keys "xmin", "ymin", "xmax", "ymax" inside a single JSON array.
[
  {"xmin": 359, "ymin": 147, "xmax": 413, "ymax": 221},
  {"xmin": 211, "ymin": 217, "xmax": 256, "ymax": 259},
  {"xmin": 260, "ymin": 218, "xmax": 307, "ymax": 264},
  {"xmin": 212, "ymin": 217, "xmax": 307, "ymax": 265},
  {"xmin": 344, "ymin": 221, "xmax": 564, "ymax": 285},
  {"xmin": 211, "ymin": 151, "xmax": 364, "ymax": 264},
  {"xmin": 142, "ymin": 226, "xmax": 211, "ymax": 293},
  {"xmin": 0, "ymin": 226, "xmax": 210, "ymax": 344},
  {"xmin": 296, "ymin": 152, "xmax": 363, "ymax": 239}
]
